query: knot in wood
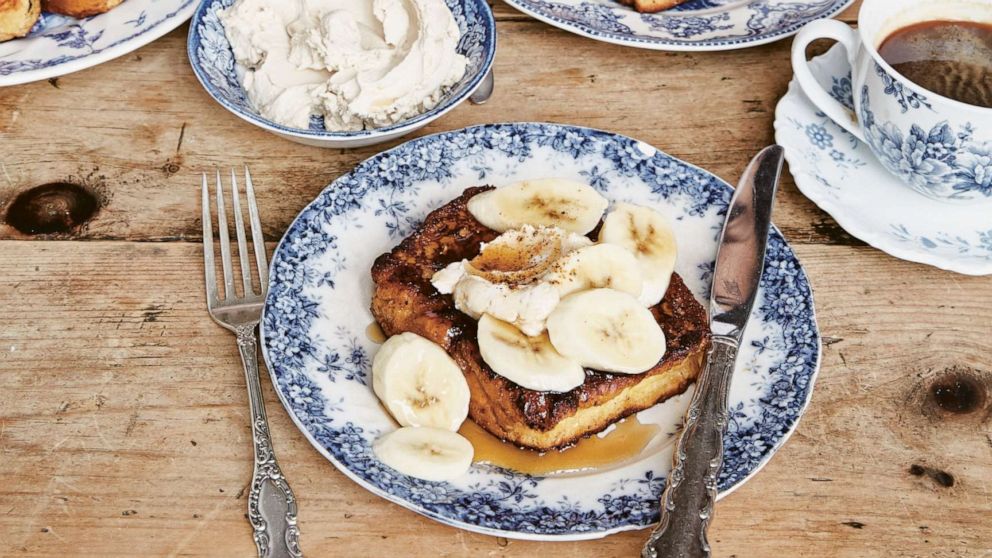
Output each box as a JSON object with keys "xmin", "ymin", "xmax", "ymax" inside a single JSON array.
[
  {"xmin": 929, "ymin": 373, "xmax": 986, "ymax": 415},
  {"xmin": 5, "ymin": 182, "xmax": 98, "ymax": 235}
]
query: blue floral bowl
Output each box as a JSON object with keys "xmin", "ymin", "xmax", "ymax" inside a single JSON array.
[{"xmin": 186, "ymin": 0, "xmax": 496, "ymax": 148}]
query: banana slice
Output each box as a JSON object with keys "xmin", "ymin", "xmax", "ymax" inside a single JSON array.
[
  {"xmin": 373, "ymin": 426, "xmax": 474, "ymax": 482},
  {"xmin": 372, "ymin": 332, "xmax": 470, "ymax": 431},
  {"xmin": 468, "ymin": 179, "xmax": 609, "ymax": 235},
  {"xmin": 477, "ymin": 314, "xmax": 585, "ymax": 392},
  {"xmin": 598, "ymin": 203, "xmax": 678, "ymax": 307},
  {"xmin": 546, "ymin": 289, "xmax": 666, "ymax": 374},
  {"xmin": 544, "ymin": 243, "xmax": 643, "ymax": 298}
]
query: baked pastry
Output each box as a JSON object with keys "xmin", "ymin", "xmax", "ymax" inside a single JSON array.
[
  {"xmin": 41, "ymin": 0, "xmax": 123, "ymax": 18},
  {"xmin": 617, "ymin": 0, "xmax": 691, "ymax": 14},
  {"xmin": 0, "ymin": 0, "xmax": 40, "ymax": 42},
  {"xmin": 371, "ymin": 186, "xmax": 711, "ymax": 451}
]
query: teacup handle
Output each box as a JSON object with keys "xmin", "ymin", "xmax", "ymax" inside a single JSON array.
[{"xmin": 791, "ymin": 19, "xmax": 866, "ymax": 142}]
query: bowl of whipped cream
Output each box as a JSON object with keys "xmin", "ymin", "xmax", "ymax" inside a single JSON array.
[{"xmin": 188, "ymin": 0, "xmax": 496, "ymax": 148}]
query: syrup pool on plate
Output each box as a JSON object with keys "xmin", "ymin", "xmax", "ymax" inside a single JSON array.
[
  {"xmin": 366, "ymin": 321, "xmax": 387, "ymax": 344},
  {"xmin": 457, "ymin": 386, "xmax": 695, "ymax": 477},
  {"xmin": 458, "ymin": 418, "xmax": 662, "ymax": 476}
]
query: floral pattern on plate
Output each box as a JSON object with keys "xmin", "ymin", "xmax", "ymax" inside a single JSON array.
[
  {"xmin": 502, "ymin": 0, "xmax": 853, "ymax": 51},
  {"xmin": 260, "ymin": 122, "xmax": 821, "ymax": 540},
  {"xmin": 775, "ymin": 45, "xmax": 992, "ymax": 275},
  {"xmin": 0, "ymin": 1, "xmax": 196, "ymax": 86}
]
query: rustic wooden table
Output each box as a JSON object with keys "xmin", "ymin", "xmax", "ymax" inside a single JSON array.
[{"xmin": 2, "ymin": 1, "xmax": 991, "ymax": 556}]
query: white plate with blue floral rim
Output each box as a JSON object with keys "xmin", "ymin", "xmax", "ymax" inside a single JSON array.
[
  {"xmin": 502, "ymin": 0, "xmax": 853, "ymax": 51},
  {"xmin": 0, "ymin": 0, "xmax": 196, "ymax": 87},
  {"xmin": 187, "ymin": 0, "xmax": 495, "ymax": 148},
  {"xmin": 775, "ymin": 45, "xmax": 992, "ymax": 276},
  {"xmin": 259, "ymin": 122, "xmax": 821, "ymax": 540}
]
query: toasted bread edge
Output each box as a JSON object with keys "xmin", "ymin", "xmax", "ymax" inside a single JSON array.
[
  {"xmin": 464, "ymin": 344, "xmax": 705, "ymax": 451},
  {"xmin": 42, "ymin": 0, "xmax": 124, "ymax": 18}
]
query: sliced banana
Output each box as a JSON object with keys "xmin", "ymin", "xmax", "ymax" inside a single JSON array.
[
  {"xmin": 477, "ymin": 314, "xmax": 586, "ymax": 392},
  {"xmin": 373, "ymin": 427, "xmax": 474, "ymax": 482},
  {"xmin": 468, "ymin": 179, "xmax": 609, "ymax": 235},
  {"xmin": 372, "ymin": 332, "xmax": 470, "ymax": 431},
  {"xmin": 544, "ymin": 243, "xmax": 643, "ymax": 298},
  {"xmin": 598, "ymin": 203, "xmax": 678, "ymax": 307},
  {"xmin": 546, "ymin": 289, "xmax": 666, "ymax": 374}
]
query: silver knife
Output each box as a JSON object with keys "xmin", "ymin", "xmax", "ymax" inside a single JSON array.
[{"xmin": 642, "ymin": 145, "xmax": 785, "ymax": 558}]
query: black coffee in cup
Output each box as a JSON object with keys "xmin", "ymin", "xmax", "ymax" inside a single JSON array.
[{"xmin": 878, "ymin": 20, "xmax": 992, "ymax": 108}]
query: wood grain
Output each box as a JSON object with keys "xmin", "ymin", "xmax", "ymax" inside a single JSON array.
[
  {"xmin": 1, "ymin": 242, "xmax": 989, "ymax": 557},
  {"xmin": 1, "ymin": 19, "xmax": 852, "ymax": 244},
  {"xmin": 2, "ymin": 1, "xmax": 991, "ymax": 556}
]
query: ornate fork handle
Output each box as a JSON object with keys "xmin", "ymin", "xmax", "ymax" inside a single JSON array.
[
  {"xmin": 236, "ymin": 325, "xmax": 303, "ymax": 558},
  {"xmin": 642, "ymin": 337, "xmax": 737, "ymax": 558}
]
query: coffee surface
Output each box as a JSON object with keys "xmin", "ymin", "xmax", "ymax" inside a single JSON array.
[{"xmin": 878, "ymin": 20, "xmax": 992, "ymax": 108}]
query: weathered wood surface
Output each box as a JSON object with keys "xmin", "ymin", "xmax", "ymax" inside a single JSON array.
[{"xmin": 2, "ymin": 1, "xmax": 991, "ymax": 556}]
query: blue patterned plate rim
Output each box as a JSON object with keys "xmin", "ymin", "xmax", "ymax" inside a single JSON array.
[
  {"xmin": 774, "ymin": 44, "xmax": 992, "ymax": 276},
  {"xmin": 0, "ymin": 0, "xmax": 196, "ymax": 87},
  {"xmin": 186, "ymin": 0, "xmax": 496, "ymax": 139},
  {"xmin": 502, "ymin": 0, "xmax": 853, "ymax": 51},
  {"xmin": 259, "ymin": 121, "xmax": 822, "ymax": 540}
]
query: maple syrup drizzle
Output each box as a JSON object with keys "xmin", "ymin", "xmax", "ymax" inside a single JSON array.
[
  {"xmin": 366, "ymin": 321, "xmax": 386, "ymax": 344},
  {"xmin": 458, "ymin": 418, "xmax": 660, "ymax": 476}
]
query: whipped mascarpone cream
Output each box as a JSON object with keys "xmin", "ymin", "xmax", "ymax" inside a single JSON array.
[
  {"xmin": 220, "ymin": 0, "xmax": 469, "ymax": 131},
  {"xmin": 432, "ymin": 226, "xmax": 593, "ymax": 336}
]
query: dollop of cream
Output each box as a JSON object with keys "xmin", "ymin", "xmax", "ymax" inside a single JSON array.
[
  {"xmin": 432, "ymin": 226, "xmax": 593, "ymax": 336},
  {"xmin": 220, "ymin": 0, "xmax": 469, "ymax": 131}
]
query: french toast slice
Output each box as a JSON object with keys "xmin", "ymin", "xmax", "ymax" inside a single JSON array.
[
  {"xmin": 0, "ymin": 0, "xmax": 40, "ymax": 42},
  {"xmin": 617, "ymin": 0, "xmax": 691, "ymax": 14},
  {"xmin": 371, "ymin": 186, "xmax": 710, "ymax": 451},
  {"xmin": 42, "ymin": 0, "xmax": 123, "ymax": 18}
]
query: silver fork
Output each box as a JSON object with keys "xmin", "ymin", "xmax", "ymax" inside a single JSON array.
[{"xmin": 202, "ymin": 168, "xmax": 302, "ymax": 558}]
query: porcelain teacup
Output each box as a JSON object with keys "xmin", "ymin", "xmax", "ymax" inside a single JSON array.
[{"xmin": 791, "ymin": 0, "xmax": 992, "ymax": 204}]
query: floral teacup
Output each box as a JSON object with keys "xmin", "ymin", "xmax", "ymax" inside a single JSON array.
[{"xmin": 791, "ymin": 0, "xmax": 992, "ymax": 204}]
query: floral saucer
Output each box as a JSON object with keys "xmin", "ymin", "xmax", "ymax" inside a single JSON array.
[
  {"xmin": 260, "ymin": 122, "xmax": 821, "ymax": 540},
  {"xmin": 502, "ymin": 0, "xmax": 853, "ymax": 51},
  {"xmin": 0, "ymin": 0, "xmax": 196, "ymax": 87},
  {"xmin": 775, "ymin": 45, "xmax": 992, "ymax": 275}
]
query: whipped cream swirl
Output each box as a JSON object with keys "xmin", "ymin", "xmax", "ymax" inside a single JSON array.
[{"xmin": 220, "ymin": 0, "xmax": 469, "ymax": 131}]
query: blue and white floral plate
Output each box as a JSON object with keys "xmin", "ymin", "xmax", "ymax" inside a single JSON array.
[
  {"xmin": 0, "ymin": 0, "xmax": 196, "ymax": 87},
  {"xmin": 260, "ymin": 122, "xmax": 821, "ymax": 540},
  {"xmin": 775, "ymin": 45, "xmax": 992, "ymax": 275},
  {"xmin": 503, "ymin": 0, "xmax": 853, "ymax": 51},
  {"xmin": 188, "ymin": 0, "xmax": 495, "ymax": 148}
]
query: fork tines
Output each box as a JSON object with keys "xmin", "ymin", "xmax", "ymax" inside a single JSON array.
[{"xmin": 202, "ymin": 167, "xmax": 268, "ymax": 308}]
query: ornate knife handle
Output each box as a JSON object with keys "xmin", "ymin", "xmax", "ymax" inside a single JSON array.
[
  {"xmin": 236, "ymin": 325, "xmax": 303, "ymax": 558},
  {"xmin": 642, "ymin": 337, "xmax": 737, "ymax": 558}
]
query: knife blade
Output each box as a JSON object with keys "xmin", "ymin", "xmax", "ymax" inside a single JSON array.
[{"xmin": 642, "ymin": 145, "xmax": 785, "ymax": 558}]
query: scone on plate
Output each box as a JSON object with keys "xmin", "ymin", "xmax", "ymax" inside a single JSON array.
[
  {"xmin": 42, "ymin": 0, "xmax": 124, "ymax": 18},
  {"xmin": 0, "ymin": 0, "xmax": 41, "ymax": 42},
  {"xmin": 617, "ymin": 0, "xmax": 691, "ymax": 13}
]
